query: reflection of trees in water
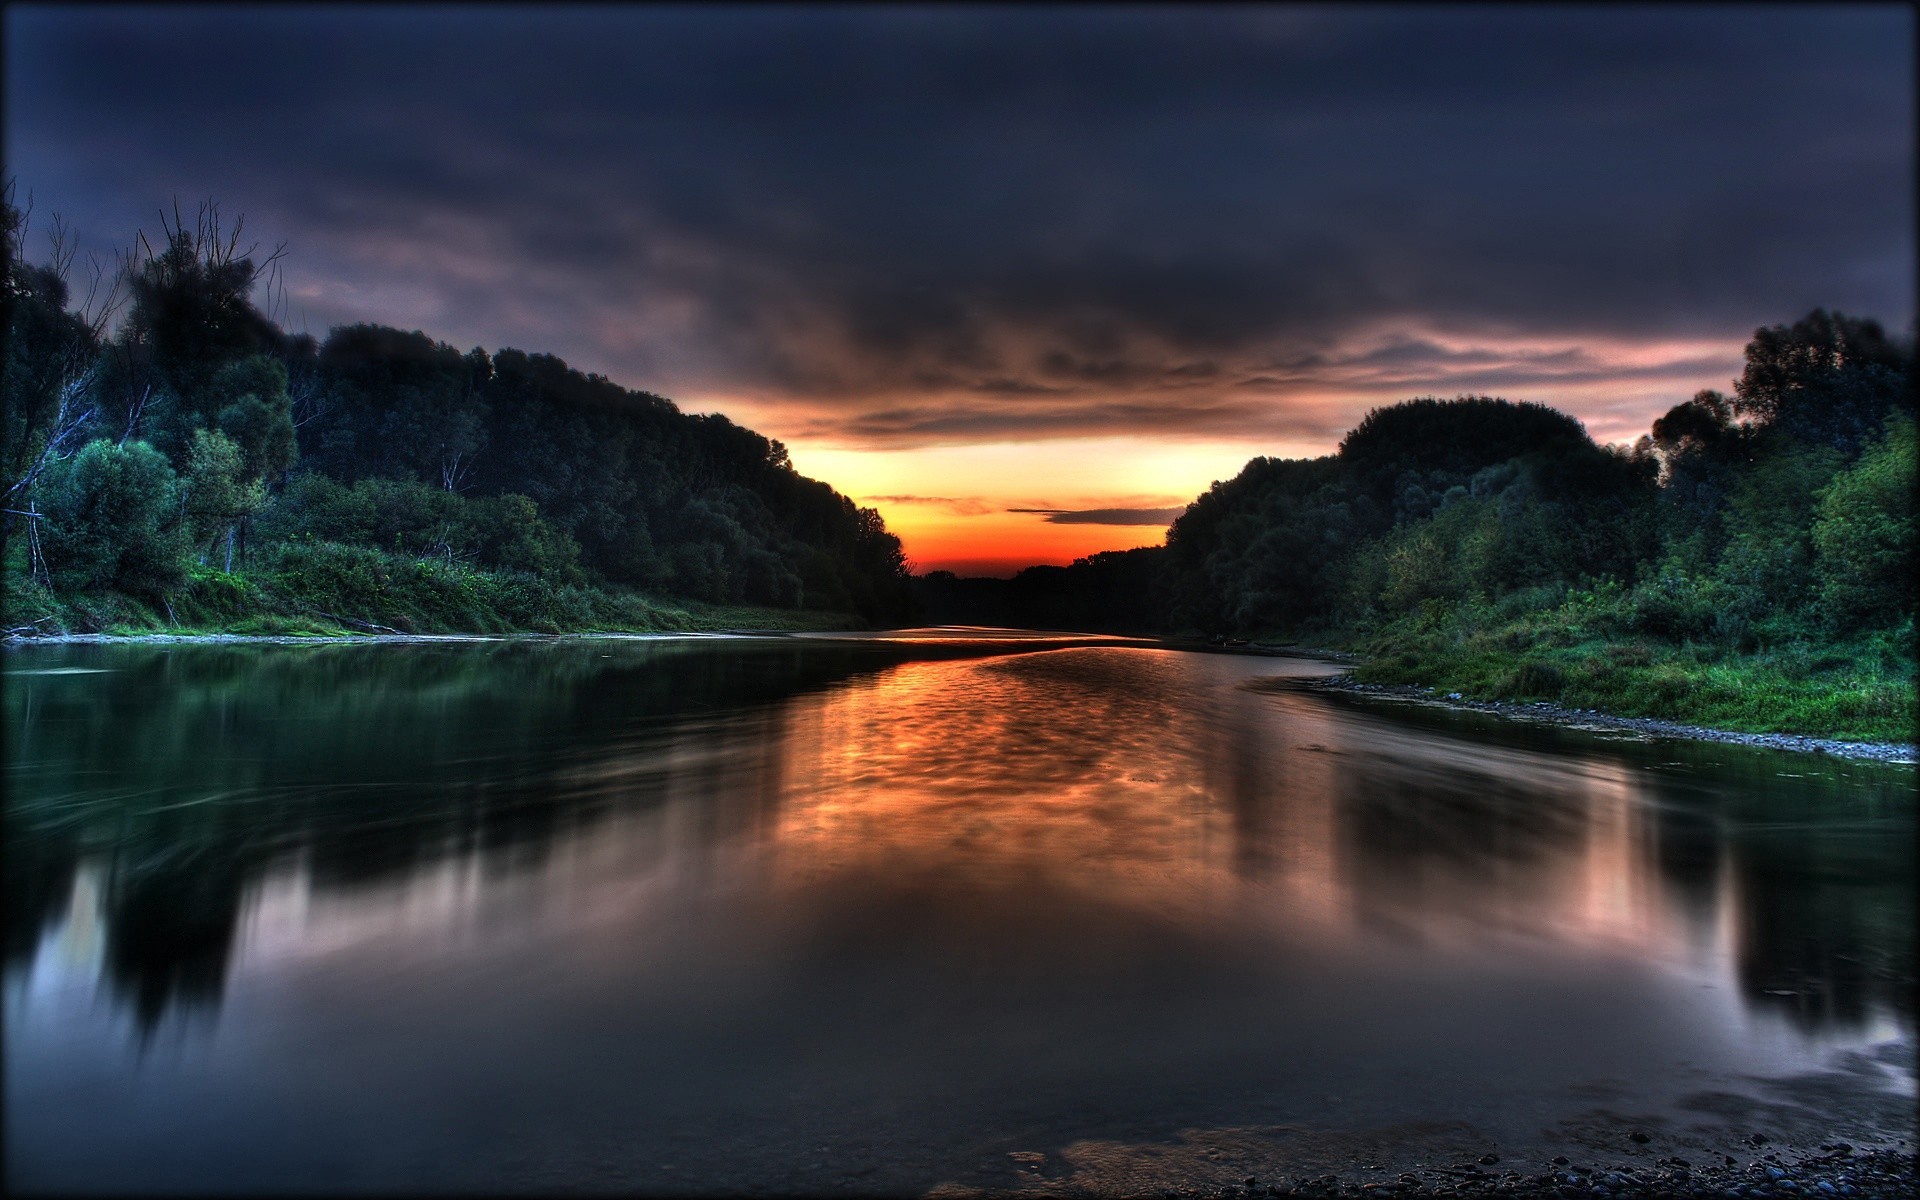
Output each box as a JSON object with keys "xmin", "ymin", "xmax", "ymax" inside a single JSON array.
[
  {"xmin": 1213, "ymin": 683, "xmax": 1277, "ymax": 882},
  {"xmin": 3, "ymin": 640, "xmax": 908, "ymax": 1032},
  {"xmin": 1628, "ymin": 759, "xmax": 1914, "ymax": 1033},
  {"xmin": 8, "ymin": 642, "xmax": 1912, "ymax": 1039},
  {"xmin": 4, "ymin": 832, "xmax": 76, "ymax": 971},
  {"xmin": 1731, "ymin": 829, "xmax": 1915, "ymax": 1032},
  {"xmin": 1322, "ymin": 735, "xmax": 1915, "ymax": 1035},
  {"xmin": 1644, "ymin": 801, "xmax": 1724, "ymax": 932},
  {"xmin": 103, "ymin": 852, "xmax": 247, "ymax": 1037},
  {"xmin": 1326, "ymin": 752, "xmax": 1590, "ymax": 935}
]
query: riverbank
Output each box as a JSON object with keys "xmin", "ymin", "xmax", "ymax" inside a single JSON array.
[
  {"xmin": 1201, "ymin": 635, "xmax": 1914, "ymax": 760},
  {"xmin": 2, "ymin": 629, "xmax": 838, "ymax": 647},
  {"xmin": 19, "ymin": 620, "xmax": 1906, "ymax": 760},
  {"xmin": 1305, "ymin": 675, "xmax": 1916, "ymax": 763},
  {"xmin": 949, "ymin": 1070, "xmax": 1917, "ymax": 1199},
  {"xmin": 1144, "ymin": 1146, "xmax": 1915, "ymax": 1199},
  {"xmin": 938, "ymin": 1092, "xmax": 1916, "ymax": 1199},
  {"xmin": 4, "ymin": 566, "xmax": 866, "ymax": 642},
  {"xmin": 1232, "ymin": 607, "xmax": 1914, "ymax": 745}
]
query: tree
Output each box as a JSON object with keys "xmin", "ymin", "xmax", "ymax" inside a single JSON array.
[
  {"xmin": 1337, "ymin": 396, "xmax": 1593, "ymax": 497},
  {"xmin": 309, "ymin": 325, "xmax": 487, "ymax": 489},
  {"xmin": 121, "ymin": 200, "xmax": 284, "ymax": 420},
  {"xmin": 39, "ymin": 439, "xmax": 189, "ymax": 596},
  {"xmin": 1732, "ymin": 310, "xmax": 1914, "ymax": 454},
  {"xmin": 1712, "ymin": 440, "xmax": 1844, "ymax": 623},
  {"xmin": 1812, "ymin": 416, "xmax": 1916, "ymax": 630},
  {"xmin": 180, "ymin": 429, "xmax": 264, "ymax": 571},
  {"xmin": 1649, "ymin": 390, "xmax": 1742, "ymax": 468},
  {"xmin": 3, "ymin": 193, "xmax": 123, "ymax": 547},
  {"xmin": 208, "ymin": 356, "xmax": 298, "ymax": 482},
  {"xmin": 10, "ymin": 197, "xmax": 919, "ymax": 625}
]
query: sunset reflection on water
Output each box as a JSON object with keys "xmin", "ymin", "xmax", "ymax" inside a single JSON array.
[
  {"xmin": 5, "ymin": 637, "xmax": 1913, "ymax": 1194},
  {"xmin": 764, "ymin": 648, "xmax": 1748, "ymax": 977}
]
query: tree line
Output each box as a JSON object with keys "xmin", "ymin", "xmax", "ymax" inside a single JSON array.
[
  {"xmin": 920, "ymin": 309, "xmax": 1915, "ymax": 655},
  {"xmin": 4, "ymin": 195, "xmax": 914, "ymax": 628},
  {"xmin": 7, "ymin": 190, "xmax": 1910, "ymax": 656}
]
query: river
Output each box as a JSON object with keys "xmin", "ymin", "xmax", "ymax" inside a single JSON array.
[{"xmin": 4, "ymin": 632, "xmax": 1913, "ymax": 1194}]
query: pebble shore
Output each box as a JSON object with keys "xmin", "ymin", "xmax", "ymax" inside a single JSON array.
[
  {"xmin": 1164, "ymin": 1146, "xmax": 1915, "ymax": 1199},
  {"xmin": 1307, "ymin": 676, "xmax": 1916, "ymax": 764}
]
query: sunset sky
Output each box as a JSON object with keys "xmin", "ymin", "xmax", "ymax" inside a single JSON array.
[{"xmin": 6, "ymin": 6, "xmax": 1913, "ymax": 575}]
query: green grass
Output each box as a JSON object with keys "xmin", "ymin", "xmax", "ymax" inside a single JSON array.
[
  {"xmin": 4, "ymin": 541, "xmax": 866, "ymax": 641},
  {"xmin": 1337, "ymin": 605, "xmax": 1915, "ymax": 743},
  {"xmin": 13, "ymin": 538, "xmax": 1907, "ymax": 740}
]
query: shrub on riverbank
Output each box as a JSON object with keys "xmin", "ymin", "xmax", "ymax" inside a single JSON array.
[
  {"xmin": 3, "ymin": 538, "xmax": 861, "ymax": 638},
  {"xmin": 1345, "ymin": 599, "xmax": 1915, "ymax": 742}
]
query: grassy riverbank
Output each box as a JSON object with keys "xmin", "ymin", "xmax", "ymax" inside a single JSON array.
[
  {"xmin": 3, "ymin": 545, "xmax": 863, "ymax": 639},
  {"xmin": 1311, "ymin": 600, "xmax": 1916, "ymax": 744}
]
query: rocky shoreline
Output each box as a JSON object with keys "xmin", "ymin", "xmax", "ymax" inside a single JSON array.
[
  {"xmin": 952, "ymin": 1115, "xmax": 1916, "ymax": 1200},
  {"xmin": 1159, "ymin": 1146, "xmax": 1915, "ymax": 1198},
  {"xmin": 1305, "ymin": 676, "xmax": 1916, "ymax": 764}
]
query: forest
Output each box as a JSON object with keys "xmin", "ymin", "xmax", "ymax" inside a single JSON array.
[
  {"xmin": 5, "ymin": 195, "xmax": 1913, "ymax": 739},
  {"xmin": 3, "ymin": 198, "xmax": 915, "ymax": 633},
  {"xmin": 918, "ymin": 310, "xmax": 1916, "ymax": 740}
]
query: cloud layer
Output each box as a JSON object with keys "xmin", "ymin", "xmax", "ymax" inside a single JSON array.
[
  {"xmin": 6, "ymin": 7, "xmax": 1912, "ymax": 452},
  {"xmin": 1008, "ymin": 507, "xmax": 1187, "ymax": 527}
]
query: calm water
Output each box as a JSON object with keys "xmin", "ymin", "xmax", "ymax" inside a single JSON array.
[{"xmin": 4, "ymin": 633, "xmax": 1914, "ymax": 1194}]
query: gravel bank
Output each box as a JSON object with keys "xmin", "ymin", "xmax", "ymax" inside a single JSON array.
[
  {"xmin": 1307, "ymin": 676, "xmax": 1916, "ymax": 764},
  {"xmin": 1160, "ymin": 1146, "xmax": 1915, "ymax": 1199}
]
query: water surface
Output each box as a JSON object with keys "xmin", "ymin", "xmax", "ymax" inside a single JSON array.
[{"xmin": 5, "ymin": 634, "xmax": 1913, "ymax": 1193}]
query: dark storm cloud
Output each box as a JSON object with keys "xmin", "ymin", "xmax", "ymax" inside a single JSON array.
[
  {"xmin": 5, "ymin": 6, "xmax": 1912, "ymax": 447},
  {"xmin": 1008, "ymin": 508, "xmax": 1187, "ymax": 527},
  {"xmin": 862, "ymin": 496, "xmax": 997, "ymax": 517},
  {"xmin": 783, "ymin": 395, "xmax": 1335, "ymax": 445}
]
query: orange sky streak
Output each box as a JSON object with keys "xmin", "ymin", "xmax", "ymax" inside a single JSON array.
[{"xmin": 706, "ymin": 329, "xmax": 1751, "ymax": 576}]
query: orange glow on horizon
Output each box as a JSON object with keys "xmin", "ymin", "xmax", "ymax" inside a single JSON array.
[
  {"xmin": 703, "ymin": 329, "xmax": 1745, "ymax": 576},
  {"xmin": 777, "ymin": 436, "xmax": 1282, "ymax": 577},
  {"xmin": 885, "ymin": 510, "xmax": 1169, "ymax": 577}
]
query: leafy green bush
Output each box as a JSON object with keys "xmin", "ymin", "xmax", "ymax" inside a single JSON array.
[
  {"xmin": 208, "ymin": 355, "xmax": 298, "ymax": 481},
  {"xmin": 1, "ymin": 560, "xmax": 61, "ymax": 631},
  {"xmin": 176, "ymin": 563, "xmax": 270, "ymax": 626},
  {"xmin": 258, "ymin": 474, "xmax": 584, "ymax": 582},
  {"xmin": 181, "ymin": 428, "xmax": 265, "ymax": 560},
  {"xmin": 1812, "ymin": 416, "xmax": 1916, "ymax": 630},
  {"xmin": 1502, "ymin": 659, "xmax": 1566, "ymax": 700},
  {"xmin": 257, "ymin": 540, "xmax": 404, "ymax": 622},
  {"xmin": 1626, "ymin": 567, "xmax": 1721, "ymax": 641},
  {"xmin": 39, "ymin": 439, "xmax": 190, "ymax": 596},
  {"xmin": 1712, "ymin": 439, "xmax": 1843, "ymax": 620}
]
